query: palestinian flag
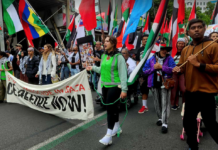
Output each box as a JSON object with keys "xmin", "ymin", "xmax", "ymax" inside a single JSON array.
[
  {"xmin": 96, "ymin": 12, "xmax": 105, "ymax": 22},
  {"xmin": 2, "ymin": 0, "xmax": 23, "ymax": 35},
  {"xmin": 106, "ymin": 0, "xmax": 112, "ymax": 34},
  {"xmin": 116, "ymin": 0, "xmax": 131, "ymax": 49},
  {"xmin": 163, "ymin": 20, "xmax": 170, "ymax": 46},
  {"xmin": 66, "ymin": 15, "xmax": 76, "ymax": 42},
  {"xmin": 167, "ymin": 16, "xmax": 173, "ymax": 46},
  {"xmin": 171, "ymin": 0, "xmax": 179, "ymax": 58},
  {"xmin": 188, "ymin": 0, "xmax": 196, "ymax": 21},
  {"xmin": 172, "ymin": 0, "xmax": 185, "ymax": 57},
  {"xmin": 142, "ymin": 13, "xmax": 151, "ymax": 34},
  {"xmin": 160, "ymin": 16, "xmax": 166, "ymax": 35},
  {"xmin": 66, "ymin": 15, "xmax": 77, "ymax": 48},
  {"xmin": 178, "ymin": 24, "xmax": 185, "ymax": 38},
  {"xmin": 128, "ymin": 0, "xmax": 170, "ymax": 85},
  {"xmin": 178, "ymin": 0, "xmax": 185, "ymax": 24},
  {"xmin": 211, "ymin": 8, "xmax": 215, "ymax": 23},
  {"xmin": 86, "ymin": 29, "xmax": 96, "ymax": 44},
  {"xmin": 212, "ymin": 1, "xmax": 218, "ymax": 24}
]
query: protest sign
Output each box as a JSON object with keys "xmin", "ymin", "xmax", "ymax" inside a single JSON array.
[
  {"xmin": 204, "ymin": 24, "xmax": 218, "ymax": 36},
  {"xmin": 6, "ymin": 70, "xmax": 94, "ymax": 120}
]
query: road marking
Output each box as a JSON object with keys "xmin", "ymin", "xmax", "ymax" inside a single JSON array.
[{"xmin": 28, "ymin": 111, "xmax": 107, "ymax": 150}]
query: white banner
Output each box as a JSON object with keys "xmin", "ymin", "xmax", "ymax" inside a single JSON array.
[{"xmin": 6, "ymin": 70, "xmax": 94, "ymax": 120}]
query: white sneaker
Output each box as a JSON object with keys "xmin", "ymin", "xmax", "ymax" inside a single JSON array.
[
  {"xmin": 99, "ymin": 135, "xmax": 112, "ymax": 145},
  {"xmin": 112, "ymin": 128, "xmax": 122, "ymax": 137}
]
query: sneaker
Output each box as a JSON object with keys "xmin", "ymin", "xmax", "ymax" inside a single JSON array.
[
  {"xmin": 112, "ymin": 128, "xmax": 122, "ymax": 137},
  {"xmin": 99, "ymin": 135, "xmax": 112, "ymax": 145},
  {"xmin": 171, "ymin": 105, "xmax": 178, "ymax": 110},
  {"xmin": 156, "ymin": 120, "xmax": 162, "ymax": 126},
  {"xmin": 138, "ymin": 106, "xmax": 148, "ymax": 114},
  {"xmin": 162, "ymin": 126, "xmax": 168, "ymax": 134}
]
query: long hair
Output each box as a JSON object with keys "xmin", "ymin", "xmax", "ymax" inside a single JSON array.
[
  {"xmin": 43, "ymin": 44, "xmax": 54, "ymax": 61},
  {"xmin": 105, "ymin": 36, "xmax": 118, "ymax": 56}
]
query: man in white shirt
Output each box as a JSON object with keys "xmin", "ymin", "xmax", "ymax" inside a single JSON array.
[
  {"xmin": 121, "ymin": 48, "xmax": 136, "ymax": 77},
  {"xmin": 68, "ymin": 46, "xmax": 80, "ymax": 76}
]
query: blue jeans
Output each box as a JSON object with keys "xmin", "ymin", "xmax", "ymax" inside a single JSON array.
[
  {"xmin": 42, "ymin": 75, "xmax": 52, "ymax": 85},
  {"xmin": 92, "ymin": 72, "xmax": 99, "ymax": 89},
  {"xmin": 71, "ymin": 68, "xmax": 79, "ymax": 76},
  {"xmin": 60, "ymin": 66, "xmax": 70, "ymax": 81}
]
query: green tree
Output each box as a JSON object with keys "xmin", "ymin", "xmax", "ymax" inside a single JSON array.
[
  {"xmin": 149, "ymin": 0, "xmax": 173, "ymax": 22},
  {"xmin": 205, "ymin": 2, "xmax": 215, "ymax": 18},
  {"xmin": 196, "ymin": 7, "xmax": 211, "ymax": 25}
]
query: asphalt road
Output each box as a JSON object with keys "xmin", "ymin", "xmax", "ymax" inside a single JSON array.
[{"xmin": 0, "ymin": 92, "xmax": 218, "ymax": 150}]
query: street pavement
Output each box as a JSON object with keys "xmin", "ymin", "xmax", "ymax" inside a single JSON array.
[{"xmin": 0, "ymin": 92, "xmax": 217, "ymax": 150}]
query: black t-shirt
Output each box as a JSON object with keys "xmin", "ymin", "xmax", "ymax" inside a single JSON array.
[
  {"xmin": 136, "ymin": 46, "xmax": 145, "ymax": 62},
  {"xmin": 71, "ymin": 53, "xmax": 76, "ymax": 69},
  {"xmin": 95, "ymin": 49, "xmax": 104, "ymax": 67}
]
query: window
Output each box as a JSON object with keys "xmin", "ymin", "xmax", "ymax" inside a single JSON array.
[
  {"xmin": 95, "ymin": 5, "xmax": 99, "ymax": 13},
  {"xmin": 190, "ymin": 2, "xmax": 192, "ymax": 5},
  {"xmin": 203, "ymin": 2, "xmax": 205, "ymax": 5},
  {"xmin": 187, "ymin": 3, "xmax": 189, "ymax": 6},
  {"xmin": 197, "ymin": 2, "xmax": 199, "ymax": 5},
  {"xmin": 200, "ymin": 2, "xmax": 202, "ymax": 5}
]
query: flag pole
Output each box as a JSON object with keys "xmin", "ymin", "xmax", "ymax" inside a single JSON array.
[
  {"xmin": 179, "ymin": 38, "xmax": 218, "ymax": 68},
  {"xmin": 10, "ymin": 8, "xmax": 65, "ymax": 50},
  {"xmin": 10, "ymin": 38, "xmax": 26, "ymax": 50},
  {"xmin": 44, "ymin": 6, "xmax": 64, "ymax": 23},
  {"xmin": 25, "ymin": 0, "xmax": 62, "ymax": 49},
  {"xmin": 0, "ymin": 0, "xmax": 5, "ymax": 51},
  {"xmin": 98, "ymin": 0, "xmax": 105, "ymax": 43}
]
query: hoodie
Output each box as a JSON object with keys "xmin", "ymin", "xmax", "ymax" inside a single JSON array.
[{"xmin": 178, "ymin": 37, "xmax": 218, "ymax": 93}]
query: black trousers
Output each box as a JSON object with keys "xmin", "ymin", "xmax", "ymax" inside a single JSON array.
[
  {"xmin": 102, "ymin": 86, "xmax": 121, "ymax": 130},
  {"xmin": 28, "ymin": 77, "xmax": 39, "ymax": 85},
  {"xmin": 183, "ymin": 91, "xmax": 218, "ymax": 150}
]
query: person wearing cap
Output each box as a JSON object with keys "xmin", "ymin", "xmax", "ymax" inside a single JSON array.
[
  {"xmin": 17, "ymin": 51, "xmax": 29, "ymax": 83},
  {"xmin": 143, "ymin": 46, "xmax": 176, "ymax": 134},
  {"xmin": 11, "ymin": 44, "xmax": 23, "ymax": 79},
  {"xmin": 5, "ymin": 51, "xmax": 13, "ymax": 62},
  {"xmin": 26, "ymin": 47, "xmax": 39, "ymax": 85},
  {"xmin": 170, "ymin": 38, "xmax": 186, "ymax": 110}
]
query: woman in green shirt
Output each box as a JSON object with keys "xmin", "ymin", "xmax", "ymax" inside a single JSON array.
[{"xmin": 86, "ymin": 36, "xmax": 128, "ymax": 145}]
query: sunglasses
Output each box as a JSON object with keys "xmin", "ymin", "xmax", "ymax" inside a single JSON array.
[{"xmin": 73, "ymin": 50, "xmax": 77, "ymax": 52}]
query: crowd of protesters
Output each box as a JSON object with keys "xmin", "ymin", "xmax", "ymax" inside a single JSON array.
[{"xmin": 0, "ymin": 19, "xmax": 218, "ymax": 149}]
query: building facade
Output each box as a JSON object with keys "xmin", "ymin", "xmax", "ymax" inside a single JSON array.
[{"xmin": 185, "ymin": 0, "xmax": 216, "ymax": 12}]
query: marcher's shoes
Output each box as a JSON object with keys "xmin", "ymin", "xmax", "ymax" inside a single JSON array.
[
  {"xmin": 138, "ymin": 106, "xmax": 148, "ymax": 114},
  {"xmin": 156, "ymin": 120, "xmax": 162, "ymax": 126},
  {"xmin": 112, "ymin": 128, "xmax": 122, "ymax": 136},
  {"xmin": 162, "ymin": 126, "xmax": 168, "ymax": 134},
  {"xmin": 171, "ymin": 105, "xmax": 178, "ymax": 110},
  {"xmin": 99, "ymin": 135, "xmax": 112, "ymax": 145}
]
